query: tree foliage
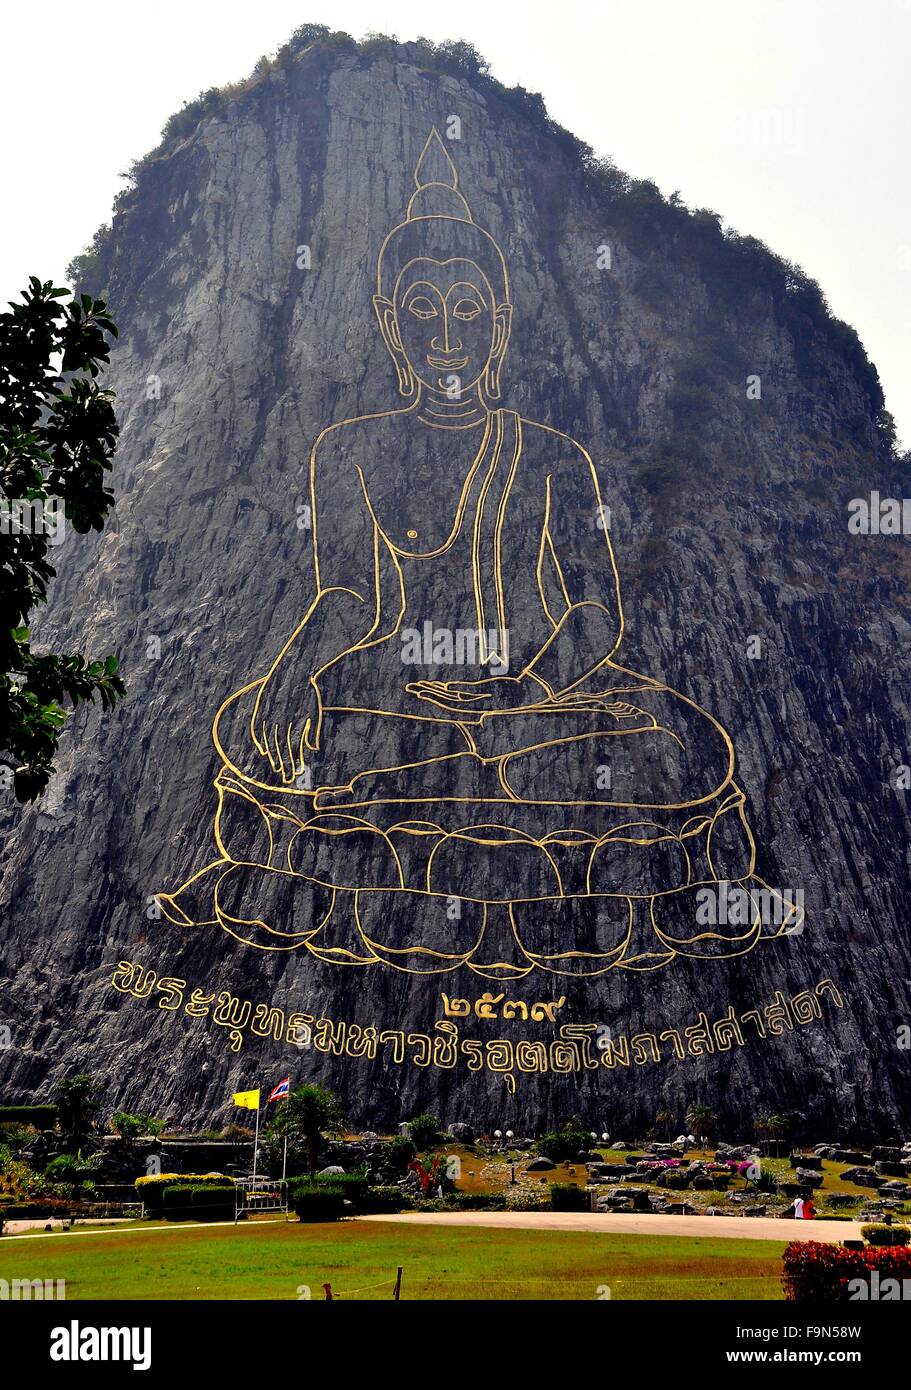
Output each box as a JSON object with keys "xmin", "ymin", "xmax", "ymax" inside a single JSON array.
[
  {"xmin": 267, "ymin": 1083, "xmax": 345, "ymax": 1177},
  {"xmin": 0, "ymin": 279, "xmax": 124, "ymax": 801},
  {"xmin": 52, "ymin": 1074, "xmax": 104, "ymax": 1148}
]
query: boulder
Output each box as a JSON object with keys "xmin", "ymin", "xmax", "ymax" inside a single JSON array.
[
  {"xmin": 789, "ymin": 1153, "xmax": 822, "ymax": 1170},
  {"xmin": 874, "ymin": 1161, "xmax": 907, "ymax": 1178},
  {"xmin": 596, "ymin": 1194, "xmax": 631, "ymax": 1212},
  {"xmin": 871, "ymin": 1146, "xmax": 905, "ymax": 1163},
  {"xmin": 447, "ymin": 1123, "xmax": 475, "ymax": 1143},
  {"xmin": 525, "ymin": 1157, "xmax": 556, "ymax": 1172},
  {"xmin": 841, "ymin": 1167, "xmax": 884, "ymax": 1187},
  {"xmin": 317, "ymin": 1165, "xmax": 346, "ymax": 1177},
  {"xmin": 794, "ymin": 1168, "xmax": 825, "ymax": 1188},
  {"xmin": 832, "ymin": 1149, "xmax": 870, "ymax": 1165},
  {"xmin": 658, "ymin": 1170, "xmax": 691, "ymax": 1190},
  {"xmin": 780, "ymin": 1183, "xmax": 814, "ymax": 1198}
]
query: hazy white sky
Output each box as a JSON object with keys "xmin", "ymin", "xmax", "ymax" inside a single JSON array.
[{"xmin": 2, "ymin": 0, "xmax": 908, "ymax": 443}]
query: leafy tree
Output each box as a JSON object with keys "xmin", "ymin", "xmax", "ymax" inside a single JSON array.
[
  {"xmin": 536, "ymin": 1117, "xmax": 591, "ymax": 1163},
  {"xmin": 384, "ymin": 1134, "xmax": 417, "ymax": 1174},
  {"xmin": 407, "ymin": 1113, "xmax": 440, "ymax": 1151},
  {"xmin": 0, "ymin": 278, "xmax": 124, "ymax": 802},
  {"xmin": 110, "ymin": 1112, "xmax": 165, "ymax": 1151},
  {"xmin": 53, "ymin": 1075, "xmax": 103, "ymax": 1148},
  {"xmin": 269, "ymin": 1084, "xmax": 345, "ymax": 1177}
]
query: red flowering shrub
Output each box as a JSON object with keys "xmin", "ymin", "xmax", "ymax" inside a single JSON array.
[{"xmin": 783, "ymin": 1240, "xmax": 911, "ymax": 1300}]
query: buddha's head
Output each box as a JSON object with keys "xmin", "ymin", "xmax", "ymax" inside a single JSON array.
[{"xmin": 374, "ymin": 129, "xmax": 512, "ymax": 403}]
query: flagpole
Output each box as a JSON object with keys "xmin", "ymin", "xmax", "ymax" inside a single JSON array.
[
  {"xmin": 252, "ymin": 1095, "xmax": 260, "ymax": 1183},
  {"xmin": 280, "ymin": 1077, "xmax": 291, "ymax": 1186}
]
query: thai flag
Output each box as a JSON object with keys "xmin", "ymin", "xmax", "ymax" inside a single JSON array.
[{"xmin": 267, "ymin": 1077, "xmax": 290, "ymax": 1103}]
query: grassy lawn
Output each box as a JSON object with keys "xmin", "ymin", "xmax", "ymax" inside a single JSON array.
[{"xmin": 0, "ymin": 1219, "xmax": 788, "ymax": 1300}]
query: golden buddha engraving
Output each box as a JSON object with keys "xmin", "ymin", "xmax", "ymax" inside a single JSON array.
[{"xmin": 157, "ymin": 129, "xmax": 802, "ymax": 981}]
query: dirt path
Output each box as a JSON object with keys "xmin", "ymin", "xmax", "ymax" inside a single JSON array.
[{"xmin": 358, "ymin": 1211, "xmax": 864, "ymax": 1243}]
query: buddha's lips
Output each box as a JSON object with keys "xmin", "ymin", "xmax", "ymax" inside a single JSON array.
[{"xmin": 426, "ymin": 353, "xmax": 468, "ymax": 370}]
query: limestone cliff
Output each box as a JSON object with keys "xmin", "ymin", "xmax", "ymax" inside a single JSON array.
[{"xmin": 1, "ymin": 33, "xmax": 908, "ymax": 1136}]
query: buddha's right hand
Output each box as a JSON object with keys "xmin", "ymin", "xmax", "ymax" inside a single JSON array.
[{"xmin": 250, "ymin": 676, "xmax": 323, "ymax": 783}]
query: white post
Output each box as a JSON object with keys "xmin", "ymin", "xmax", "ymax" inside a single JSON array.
[
  {"xmin": 282, "ymin": 1130, "xmax": 288, "ymax": 1183},
  {"xmin": 252, "ymin": 1099, "xmax": 261, "ymax": 1182}
]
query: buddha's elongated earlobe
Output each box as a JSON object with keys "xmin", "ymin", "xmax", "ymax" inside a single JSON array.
[
  {"xmin": 373, "ymin": 293, "xmax": 417, "ymax": 398},
  {"xmin": 484, "ymin": 303, "xmax": 512, "ymax": 401},
  {"xmin": 396, "ymin": 360, "xmax": 418, "ymax": 398}
]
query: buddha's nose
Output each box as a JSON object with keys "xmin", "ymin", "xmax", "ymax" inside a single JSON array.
[{"xmin": 432, "ymin": 328, "xmax": 462, "ymax": 352}]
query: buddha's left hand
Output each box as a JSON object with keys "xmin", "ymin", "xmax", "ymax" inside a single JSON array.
[{"xmin": 407, "ymin": 674, "xmax": 553, "ymax": 713}]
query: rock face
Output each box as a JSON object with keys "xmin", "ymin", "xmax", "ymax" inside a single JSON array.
[{"xmin": 1, "ymin": 36, "xmax": 909, "ymax": 1134}]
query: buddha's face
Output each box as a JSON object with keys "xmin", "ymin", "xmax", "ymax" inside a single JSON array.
[{"xmin": 375, "ymin": 256, "xmax": 510, "ymax": 400}]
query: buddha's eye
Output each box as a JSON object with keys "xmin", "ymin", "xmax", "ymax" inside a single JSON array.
[
  {"xmin": 405, "ymin": 295, "xmax": 438, "ymax": 320},
  {"xmin": 452, "ymin": 298, "xmax": 482, "ymax": 321}
]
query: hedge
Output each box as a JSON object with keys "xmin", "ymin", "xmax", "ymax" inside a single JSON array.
[
  {"xmin": 782, "ymin": 1240, "xmax": 911, "ymax": 1300},
  {"xmin": 861, "ymin": 1224, "xmax": 910, "ymax": 1247},
  {"xmin": 451, "ymin": 1192, "xmax": 507, "ymax": 1212},
  {"xmin": 0, "ymin": 1199, "xmax": 75, "ymax": 1220},
  {"xmin": 358, "ymin": 1186, "xmax": 408, "ymax": 1214},
  {"xmin": 0, "ymin": 1106, "xmax": 56, "ymax": 1128},
  {"xmin": 292, "ymin": 1186, "xmax": 346, "ymax": 1222},
  {"xmin": 161, "ymin": 1183, "xmax": 235, "ymax": 1222},
  {"xmin": 289, "ymin": 1172, "xmax": 368, "ymax": 1202},
  {"xmin": 136, "ymin": 1173, "xmax": 231, "ymax": 1213},
  {"xmin": 550, "ymin": 1184, "xmax": 591, "ymax": 1212}
]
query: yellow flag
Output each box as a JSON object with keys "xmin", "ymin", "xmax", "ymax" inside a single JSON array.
[{"xmin": 232, "ymin": 1089, "xmax": 260, "ymax": 1110}]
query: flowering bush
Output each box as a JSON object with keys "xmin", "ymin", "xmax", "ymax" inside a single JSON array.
[{"xmin": 782, "ymin": 1240, "xmax": 911, "ymax": 1300}]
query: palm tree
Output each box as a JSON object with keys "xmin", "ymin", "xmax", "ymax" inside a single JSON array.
[
  {"xmin": 684, "ymin": 1104, "xmax": 717, "ymax": 1148},
  {"xmin": 755, "ymin": 1111, "xmax": 791, "ymax": 1157},
  {"xmin": 654, "ymin": 1110, "xmax": 676, "ymax": 1139},
  {"xmin": 273, "ymin": 1084, "xmax": 345, "ymax": 1176}
]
